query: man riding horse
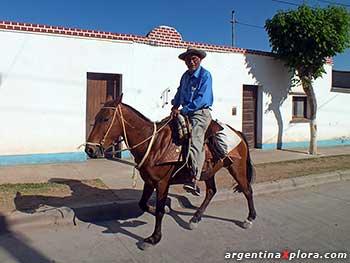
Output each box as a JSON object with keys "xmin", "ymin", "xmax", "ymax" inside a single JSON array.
[
  {"xmin": 84, "ymin": 47, "xmax": 256, "ymax": 249},
  {"xmin": 171, "ymin": 47, "xmax": 214, "ymax": 196},
  {"xmin": 171, "ymin": 47, "xmax": 233, "ymax": 195}
]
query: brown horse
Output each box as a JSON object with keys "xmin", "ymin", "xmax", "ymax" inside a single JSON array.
[{"xmin": 85, "ymin": 94, "xmax": 256, "ymax": 250}]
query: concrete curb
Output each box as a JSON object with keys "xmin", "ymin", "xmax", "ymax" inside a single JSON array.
[
  {"xmin": 254, "ymin": 170, "xmax": 349, "ymax": 195},
  {"xmin": 176, "ymin": 169, "xmax": 350, "ymax": 207},
  {"xmin": 4, "ymin": 200, "xmax": 143, "ymax": 233},
  {"xmin": 3, "ymin": 170, "xmax": 350, "ymax": 232}
]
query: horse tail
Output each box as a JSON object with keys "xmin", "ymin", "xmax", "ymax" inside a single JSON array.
[
  {"xmin": 239, "ymin": 131, "xmax": 255, "ymax": 184},
  {"xmin": 238, "ymin": 130, "xmax": 255, "ymax": 185},
  {"xmin": 231, "ymin": 129, "xmax": 255, "ymax": 193}
]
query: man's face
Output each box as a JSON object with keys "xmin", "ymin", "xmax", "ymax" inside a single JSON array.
[{"xmin": 185, "ymin": 55, "xmax": 202, "ymax": 72}]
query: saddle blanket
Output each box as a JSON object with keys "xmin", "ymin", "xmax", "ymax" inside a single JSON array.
[{"xmin": 214, "ymin": 121, "xmax": 242, "ymax": 155}]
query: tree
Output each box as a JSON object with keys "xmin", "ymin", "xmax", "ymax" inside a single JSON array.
[{"xmin": 265, "ymin": 4, "xmax": 350, "ymax": 155}]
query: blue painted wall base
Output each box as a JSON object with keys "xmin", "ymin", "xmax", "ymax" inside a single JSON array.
[
  {"xmin": 0, "ymin": 152, "xmax": 87, "ymax": 166},
  {"xmin": 1, "ymin": 139, "xmax": 349, "ymax": 166},
  {"xmin": 258, "ymin": 139, "xmax": 350, "ymax": 150}
]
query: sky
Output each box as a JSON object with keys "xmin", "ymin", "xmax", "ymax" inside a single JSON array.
[{"xmin": 1, "ymin": 0, "xmax": 349, "ymax": 70}]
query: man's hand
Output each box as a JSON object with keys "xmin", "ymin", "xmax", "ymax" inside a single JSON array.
[{"xmin": 171, "ymin": 107, "xmax": 181, "ymax": 119}]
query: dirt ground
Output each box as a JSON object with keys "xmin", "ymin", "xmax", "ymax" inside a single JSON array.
[
  {"xmin": 1, "ymin": 155, "xmax": 350, "ymax": 214},
  {"xmin": 0, "ymin": 179, "xmax": 118, "ymax": 214},
  {"xmin": 254, "ymin": 155, "xmax": 350, "ymax": 182},
  {"xmin": 200, "ymin": 154, "xmax": 350, "ymax": 191}
]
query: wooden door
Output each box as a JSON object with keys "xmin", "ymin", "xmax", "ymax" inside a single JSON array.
[
  {"xmin": 86, "ymin": 73, "xmax": 121, "ymax": 139},
  {"xmin": 242, "ymin": 85, "xmax": 258, "ymax": 148}
]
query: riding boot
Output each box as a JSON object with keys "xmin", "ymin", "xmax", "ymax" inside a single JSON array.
[
  {"xmin": 183, "ymin": 178, "xmax": 201, "ymax": 196},
  {"xmin": 183, "ymin": 167, "xmax": 201, "ymax": 196},
  {"xmin": 200, "ymin": 156, "xmax": 233, "ymax": 180}
]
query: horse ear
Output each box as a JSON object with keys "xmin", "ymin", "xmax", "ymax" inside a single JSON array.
[
  {"xmin": 106, "ymin": 95, "xmax": 113, "ymax": 102},
  {"xmin": 114, "ymin": 93, "xmax": 123, "ymax": 106}
]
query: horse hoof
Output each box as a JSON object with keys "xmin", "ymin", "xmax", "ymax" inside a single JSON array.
[
  {"xmin": 137, "ymin": 241, "xmax": 154, "ymax": 251},
  {"xmin": 188, "ymin": 220, "xmax": 199, "ymax": 230},
  {"xmin": 164, "ymin": 206, "xmax": 171, "ymax": 214},
  {"xmin": 242, "ymin": 219, "xmax": 253, "ymax": 229}
]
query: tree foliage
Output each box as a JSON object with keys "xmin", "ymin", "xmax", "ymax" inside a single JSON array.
[
  {"xmin": 265, "ymin": 4, "xmax": 350, "ymax": 80},
  {"xmin": 265, "ymin": 4, "xmax": 349, "ymax": 155}
]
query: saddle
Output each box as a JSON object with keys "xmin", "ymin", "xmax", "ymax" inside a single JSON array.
[{"xmin": 155, "ymin": 116, "xmax": 224, "ymax": 165}]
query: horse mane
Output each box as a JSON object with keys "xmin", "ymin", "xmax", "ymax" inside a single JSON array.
[
  {"xmin": 121, "ymin": 103, "xmax": 153, "ymax": 123},
  {"xmin": 120, "ymin": 102, "xmax": 172, "ymax": 127}
]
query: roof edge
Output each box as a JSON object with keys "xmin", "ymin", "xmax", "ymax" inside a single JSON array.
[{"xmin": 0, "ymin": 20, "xmax": 275, "ymax": 57}]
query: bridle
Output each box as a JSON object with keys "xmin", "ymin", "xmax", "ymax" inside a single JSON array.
[
  {"xmin": 85, "ymin": 105, "xmax": 121, "ymax": 154},
  {"xmin": 86, "ymin": 104, "xmax": 171, "ymax": 169}
]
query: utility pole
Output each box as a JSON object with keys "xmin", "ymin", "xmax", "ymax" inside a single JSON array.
[{"xmin": 230, "ymin": 10, "xmax": 235, "ymax": 47}]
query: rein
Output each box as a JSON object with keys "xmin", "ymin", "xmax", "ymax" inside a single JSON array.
[{"xmin": 86, "ymin": 104, "xmax": 172, "ymax": 169}]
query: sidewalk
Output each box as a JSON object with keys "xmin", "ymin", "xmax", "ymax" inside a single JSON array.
[
  {"xmin": 1, "ymin": 145, "xmax": 350, "ymax": 185},
  {"xmin": 1, "ymin": 145, "xmax": 350, "ymax": 230}
]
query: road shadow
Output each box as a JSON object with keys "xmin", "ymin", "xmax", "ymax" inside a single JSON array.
[
  {"xmin": 0, "ymin": 212, "xmax": 53, "ymax": 263},
  {"xmin": 166, "ymin": 192, "xmax": 246, "ymax": 229},
  {"xmin": 14, "ymin": 178, "xmax": 145, "ymax": 220},
  {"xmin": 13, "ymin": 178, "xmax": 249, "ymax": 243}
]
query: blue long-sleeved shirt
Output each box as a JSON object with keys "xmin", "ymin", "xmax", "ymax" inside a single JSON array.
[{"xmin": 171, "ymin": 66, "xmax": 213, "ymax": 115}]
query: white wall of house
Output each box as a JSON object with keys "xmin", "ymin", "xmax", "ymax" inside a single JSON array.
[
  {"xmin": 0, "ymin": 30, "xmax": 133, "ymax": 157},
  {"xmin": 0, "ymin": 26, "xmax": 349, "ymax": 165},
  {"xmin": 258, "ymin": 62, "xmax": 350, "ymax": 147}
]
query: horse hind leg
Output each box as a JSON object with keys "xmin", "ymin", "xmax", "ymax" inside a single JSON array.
[
  {"xmin": 227, "ymin": 163, "xmax": 256, "ymax": 229},
  {"xmin": 189, "ymin": 175, "xmax": 217, "ymax": 230}
]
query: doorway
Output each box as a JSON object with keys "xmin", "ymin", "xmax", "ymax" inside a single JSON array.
[
  {"xmin": 242, "ymin": 85, "xmax": 258, "ymax": 148},
  {"xmin": 86, "ymin": 72, "xmax": 122, "ymax": 139}
]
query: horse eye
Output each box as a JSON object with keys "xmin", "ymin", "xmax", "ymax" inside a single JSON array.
[{"xmin": 103, "ymin": 118, "xmax": 110, "ymax": 122}]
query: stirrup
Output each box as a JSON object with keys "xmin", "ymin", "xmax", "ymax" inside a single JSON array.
[{"xmin": 183, "ymin": 182, "xmax": 201, "ymax": 196}]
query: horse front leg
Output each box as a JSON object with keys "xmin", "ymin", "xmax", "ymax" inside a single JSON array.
[
  {"xmin": 138, "ymin": 180, "xmax": 169, "ymax": 250},
  {"xmin": 189, "ymin": 176, "xmax": 217, "ymax": 229},
  {"xmin": 138, "ymin": 183, "xmax": 156, "ymax": 215}
]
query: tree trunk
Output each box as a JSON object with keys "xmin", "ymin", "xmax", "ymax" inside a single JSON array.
[{"xmin": 301, "ymin": 77, "xmax": 317, "ymax": 155}]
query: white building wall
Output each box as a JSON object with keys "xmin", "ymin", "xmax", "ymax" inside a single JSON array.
[
  {"xmin": 256, "ymin": 62, "xmax": 350, "ymax": 147},
  {"xmin": 0, "ymin": 31, "xmax": 133, "ymax": 156},
  {"xmin": 0, "ymin": 27, "xmax": 349, "ymax": 165},
  {"xmin": 313, "ymin": 66, "xmax": 350, "ymax": 142}
]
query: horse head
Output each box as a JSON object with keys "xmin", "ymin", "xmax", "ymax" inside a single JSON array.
[{"xmin": 85, "ymin": 94, "xmax": 123, "ymax": 158}]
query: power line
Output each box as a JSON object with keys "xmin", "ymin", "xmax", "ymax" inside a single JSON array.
[
  {"xmin": 271, "ymin": 0, "xmax": 300, "ymax": 6},
  {"xmin": 317, "ymin": 0, "xmax": 350, "ymax": 7},
  {"xmin": 235, "ymin": 21, "xmax": 265, "ymax": 29},
  {"xmin": 232, "ymin": 0, "xmax": 350, "ymax": 42},
  {"xmin": 272, "ymin": 0, "xmax": 350, "ymax": 7},
  {"xmin": 235, "ymin": 0, "xmax": 350, "ymax": 32}
]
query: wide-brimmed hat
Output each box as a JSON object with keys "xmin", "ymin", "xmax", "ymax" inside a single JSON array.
[{"xmin": 178, "ymin": 47, "xmax": 207, "ymax": 60}]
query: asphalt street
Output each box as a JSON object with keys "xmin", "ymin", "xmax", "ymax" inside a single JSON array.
[{"xmin": 0, "ymin": 179, "xmax": 349, "ymax": 263}]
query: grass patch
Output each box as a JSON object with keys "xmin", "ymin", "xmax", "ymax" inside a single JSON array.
[
  {"xmin": 0, "ymin": 179, "xmax": 106, "ymax": 195},
  {"xmin": 0, "ymin": 179, "xmax": 113, "ymax": 213},
  {"xmin": 0, "ymin": 182, "xmax": 66, "ymax": 194}
]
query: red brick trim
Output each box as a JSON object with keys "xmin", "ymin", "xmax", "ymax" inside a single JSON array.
[
  {"xmin": 0, "ymin": 20, "xmax": 332, "ymax": 64},
  {"xmin": 0, "ymin": 20, "xmax": 273, "ymax": 57}
]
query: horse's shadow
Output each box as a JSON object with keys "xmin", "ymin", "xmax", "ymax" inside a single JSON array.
[{"xmin": 14, "ymin": 178, "xmax": 246, "ymax": 242}]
